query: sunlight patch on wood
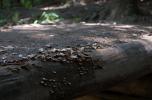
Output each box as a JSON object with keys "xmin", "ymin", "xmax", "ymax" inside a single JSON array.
[
  {"xmin": 142, "ymin": 34, "xmax": 152, "ymax": 42},
  {"xmin": 81, "ymin": 22, "xmax": 111, "ymax": 26},
  {"xmin": 40, "ymin": 5, "xmax": 69, "ymax": 10},
  {"xmin": 29, "ymin": 33, "xmax": 55, "ymax": 40},
  {"xmin": 81, "ymin": 22, "xmax": 136, "ymax": 31},
  {"xmin": 112, "ymin": 25, "xmax": 135, "ymax": 29},
  {"xmin": 113, "ymin": 27, "xmax": 127, "ymax": 31},
  {"xmin": 0, "ymin": 28, "xmax": 12, "ymax": 32},
  {"xmin": 13, "ymin": 24, "xmax": 52, "ymax": 31},
  {"xmin": 81, "ymin": 36, "xmax": 116, "ymax": 44}
]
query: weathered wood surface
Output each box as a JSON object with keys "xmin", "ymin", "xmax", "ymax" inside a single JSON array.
[
  {"xmin": 0, "ymin": 40, "xmax": 152, "ymax": 100},
  {"xmin": 106, "ymin": 73, "xmax": 152, "ymax": 99},
  {"xmin": 75, "ymin": 74, "xmax": 152, "ymax": 100}
]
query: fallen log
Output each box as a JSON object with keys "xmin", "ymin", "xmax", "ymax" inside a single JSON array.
[
  {"xmin": 0, "ymin": 40, "xmax": 152, "ymax": 100},
  {"xmin": 105, "ymin": 73, "xmax": 152, "ymax": 99},
  {"xmin": 75, "ymin": 74, "xmax": 152, "ymax": 100}
]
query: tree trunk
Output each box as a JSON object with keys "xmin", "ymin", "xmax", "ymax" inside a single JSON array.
[
  {"xmin": 100, "ymin": 0, "xmax": 140, "ymax": 22},
  {"xmin": 108, "ymin": 0, "xmax": 139, "ymax": 19},
  {"xmin": 0, "ymin": 40, "xmax": 152, "ymax": 100}
]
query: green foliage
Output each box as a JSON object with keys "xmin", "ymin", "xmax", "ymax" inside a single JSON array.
[
  {"xmin": 0, "ymin": 15, "xmax": 7, "ymax": 26},
  {"xmin": 21, "ymin": 0, "xmax": 33, "ymax": 8},
  {"xmin": 12, "ymin": 12, "xmax": 20, "ymax": 23},
  {"xmin": 73, "ymin": 17, "xmax": 81, "ymax": 22},
  {"xmin": 0, "ymin": 11, "xmax": 21, "ymax": 26},
  {"xmin": 2, "ymin": 0, "xmax": 11, "ymax": 9},
  {"xmin": 33, "ymin": 0, "xmax": 43, "ymax": 5},
  {"xmin": 0, "ymin": 11, "xmax": 62, "ymax": 26},
  {"xmin": 0, "ymin": 0, "xmax": 66, "ymax": 26},
  {"xmin": 34, "ymin": 11, "xmax": 61, "ymax": 24},
  {"xmin": 0, "ymin": 0, "xmax": 67, "ymax": 9}
]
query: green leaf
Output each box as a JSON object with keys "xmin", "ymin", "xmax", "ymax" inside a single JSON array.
[
  {"xmin": 33, "ymin": 11, "xmax": 61, "ymax": 24},
  {"xmin": 12, "ymin": 12, "xmax": 20, "ymax": 23}
]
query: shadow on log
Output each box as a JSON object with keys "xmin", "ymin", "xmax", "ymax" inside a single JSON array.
[{"xmin": 0, "ymin": 40, "xmax": 152, "ymax": 100}]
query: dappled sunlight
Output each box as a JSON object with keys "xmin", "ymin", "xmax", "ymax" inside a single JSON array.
[
  {"xmin": 0, "ymin": 27, "xmax": 12, "ymax": 32},
  {"xmin": 113, "ymin": 27, "xmax": 127, "ymax": 31},
  {"xmin": 112, "ymin": 24, "xmax": 135, "ymax": 31},
  {"xmin": 40, "ymin": 4, "xmax": 70, "ymax": 10},
  {"xmin": 12, "ymin": 23, "xmax": 80, "ymax": 32},
  {"xmin": 29, "ymin": 33, "xmax": 55, "ymax": 40},
  {"xmin": 81, "ymin": 22, "xmax": 138, "ymax": 32},
  {"xmin": 127, "ymin": 25, "xmax": 151, "ymax": 34},
  {"xmin": 81, "ymin": 22, "xmax": 135, "ymax": 29},
  {"xmin": 80, "ymin": 36, "xmax": 120, "ymax": 48},
  {"xmin": 81, "ymin": 22, "xmax": 152, "ymax": 39},
  {"xmin": 81, "ymin": 22, "xmax": 112, "ymax": 26},
  {"xmin": 6, "ymin": 21, "xmax": 151, "ymax": 47},
  {"xmin": 94, "ymin": 44, "xmax": 128, "ymax": 61},
  {"xmin": 112, "ymin": 25, "xmax": 135, "ymax": 28},
  {"xmin": 141, "ymin": 34, "xmax": 152, "ymax": 42},
  {"xmin": 145, "ymin": 26, "xmax": 152, "ymax": 29},
  {"xmin": 16, "ymin": 30, "xmax": 46, "ymax": 34},
  {"xmin": 81, "ymin": 22, "xmax": 141, "ymax": 30},
  {"xmin": 0, "ymin": 0, "xmax": 152, "ymax": 100},
  {"xmin": 81, "ymin": 36, "xmax": 116, "ymax": 43},
  {"xmin": 13, "ymin": 24, "xmax": 53, "ymax": 31}
]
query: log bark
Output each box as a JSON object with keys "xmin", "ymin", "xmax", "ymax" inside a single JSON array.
[
  {"xmin": 0, "ymin": 40, "xmax": 152, "ymax": 100},
  {"xmin": 106, "ymin": 73, "xmax": 152, "ymax": 99}
]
